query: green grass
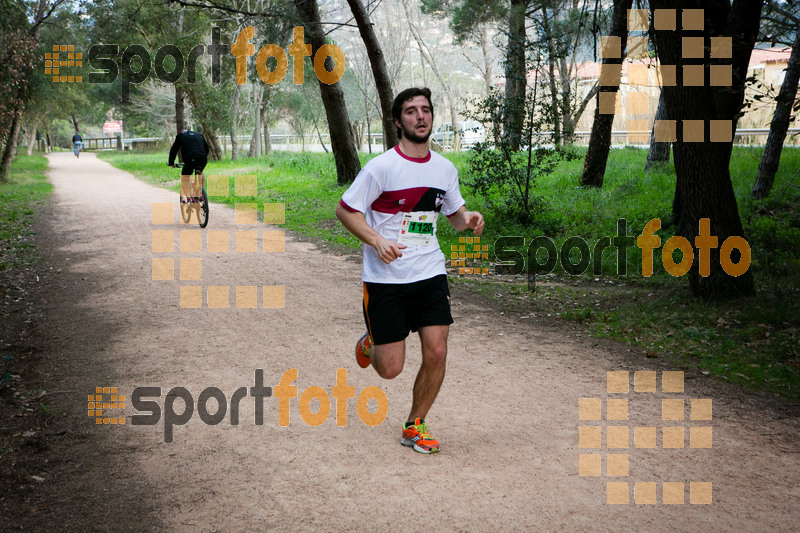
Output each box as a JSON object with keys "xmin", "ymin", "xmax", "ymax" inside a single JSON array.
[
  {"xmin": 98, "ymin": 146, "xmax": 800, "ymax": 399},
  {"xmin": 0, "ymin": 155, "xmax": 52, "ymax": 271}
]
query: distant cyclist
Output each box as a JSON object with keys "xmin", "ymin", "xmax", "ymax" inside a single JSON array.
[
  {"xmin": 72, "ymin": 131, "xmax": 82, "ymax": 158},
  {"xmin": 168, "ymin": 129, "xmax": 209, "ymax": 199}
]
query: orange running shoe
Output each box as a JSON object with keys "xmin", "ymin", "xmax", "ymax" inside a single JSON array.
[
  {"xmin": 355, "ymin": 332, "xmax": 372, "ymax": 368},
  {"xmin": 401, "ymin": 418, "xmax": 440, "ymax": 454}
]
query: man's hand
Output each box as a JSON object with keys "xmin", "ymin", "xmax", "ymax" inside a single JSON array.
[
  {"xmin": 463, "ymin": 211, "xmax": 485, "ymax": 235},
  {"xmin": 373, "ymin": 235, "xmax": 407, "ymax": 264},
  {"xmin": 449, "ymin": 207, "xmax": 485, "ymax": 235}
]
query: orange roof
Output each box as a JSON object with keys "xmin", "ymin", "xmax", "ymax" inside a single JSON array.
[
  {"xmin": 749, "ymin": 47, "xmax": 792, "ymax": 66},
  {"xmin": 495, "ymin": 46, "xmax": 793, "ymax": 86}
]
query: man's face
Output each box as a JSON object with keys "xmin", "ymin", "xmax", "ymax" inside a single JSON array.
[{"xmin": 396, "ymin": 95, "xmax": 433, "ymax": 143}]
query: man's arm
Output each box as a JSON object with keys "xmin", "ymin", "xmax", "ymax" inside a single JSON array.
[
  {"xmin": 168, "ymin": 135, "xmax": 181, "ymax": 165},
  {"xmin": 335, "ymin": 203, "xmax": 407, "ymax": 264},
  {"xmin": 447, "ymin": 205, "xmax": 485, "ymax": 235}
]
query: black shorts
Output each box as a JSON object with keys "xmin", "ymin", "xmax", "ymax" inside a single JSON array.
[
  {"xmin": 362, "ymin": 274, "xmax": 453, "ymax": 345},
  {"xmin": 182, "ymin": 156, "xmax": 207, "ymax": 176}
]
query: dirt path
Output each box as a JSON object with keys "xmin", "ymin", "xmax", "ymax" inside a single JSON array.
[{"xmin": 6, "ymin": 151, "xmax": 799, "ymax": 531}]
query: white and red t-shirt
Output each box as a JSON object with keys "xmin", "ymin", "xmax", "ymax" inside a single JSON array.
[{"xmin": 340, "ymin": 145, "xmax": 465, "ymax": 283}]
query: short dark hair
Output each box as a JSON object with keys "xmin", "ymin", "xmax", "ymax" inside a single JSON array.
[{"xmin": 392, "ymin": 87, "xmax": 434, "ymax": 139}]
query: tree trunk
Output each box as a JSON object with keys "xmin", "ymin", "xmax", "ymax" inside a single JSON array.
[
  {"xmin": 248, "ymin": 84, "xmax": 263, "ymax": 158},
  {"xmin": 752, "ymin": 27, "xmax": 800, "ymax": 198},
  {"xmin": 580, "ymin": 0, "xmax": 632, "ymax": 187},
  {"xmin": 45, "ymin": 127, "xmax": 52, "ymax": 152},
  {"xmin": 71, "ymin": 114, "xmax": 79, "ymax": 133},
  {"xmin": 365, "ymin": 97, "xmax": 372, "ymax": 153},
  {"xmin": 645, "ymin": 89, "xmax": 671, "ymax": 170},
  {"xmin": 230, "ymin": 84, "xmax": 240, "ymax": 160},
  {"xmin": 185, "ymin": 88, "xmax": 222, "ymax": 160},
  {"xmin": 346, "ymin": 0, "xmax": 398, "ymax": 149},
  {"xmin": 313, "ymin": 117, "xmax": 329, "ymax": 153},
  {"xmin": 175, "ymin": 86, "xmax": 185, "ymax": 134},
  {"xmin": 26, "ymin": 119, "xmax": 39, "ymax": 156},
  {"xmin": 503, "ymin": 0, "xmax": 527, "ymax": 150},
  {"xmin": 0, "ymin": 107, "xmax": 23, "ymax": 182},
  {"xmin": 542, "ymin": 9, "xmax": 562, "ymax": 146},
  {"xmin": 650, "ymin": 0, "xmax": 759, "ymax": 299},
  {"xmin": 294, "ymin": 0, "xmax": 361, "ymax": 185},
  {"xmin": 262, "ymin": 101, "xmax": 272, "ymax": 155},
  {"xmin": 481, "ymin": 26, "xmax": 493, "ymax": 97}
]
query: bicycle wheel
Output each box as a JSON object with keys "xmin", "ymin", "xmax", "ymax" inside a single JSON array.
[
  {"xmin": 198, "ymin": 188, "xmax": 209, "ymax": 228},
  {"xmin": 180, "ymin": 198, "xmax": 193, "ymax": 223}
]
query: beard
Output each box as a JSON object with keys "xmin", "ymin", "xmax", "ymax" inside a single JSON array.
[{"xmin": 400, "ymin": 121, "xmax": 431, "ymax": 144}]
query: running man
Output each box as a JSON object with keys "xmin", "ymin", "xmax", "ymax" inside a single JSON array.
[
  {"xmin": 168, "ymin": 129, "xmax": 209, "ymax": 200},
  {"xmin": 336, "ymin": 87, "xmax": 484, "ymax": 454}
]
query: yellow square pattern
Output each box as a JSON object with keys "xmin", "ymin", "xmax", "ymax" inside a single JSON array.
[
  {"xmin": 607, "ymin": 426, "xmax": 629, "ymax": 449},
  {"xmin": 627, "ymin": 92, "xmax": 649, "ymax": 115},
  {"xmin": 691, "ymin": 399, "xmax": 712, "ymax": 420},
  {"xmin": 654, "ymin": 120, "xmax": 677, "ymax": 142},
  {"xmin": 635, "ymin": 482, "xmax": 657, "ymax": 504},
  {"xmin": 627, "ymin": 9, "xmax": 648, "ymax": 31},
  {"xmin": 607, "ymin": 454, "xmax": 629, "ymax": 476},
  {"xmin": 606, "ymin": 371, "xmax": 629, "ymax": 393},
  {"xmin": 634, "ymin": 371, "xmax": 656, "ymax": 392},
  {"xmin": 151, "ymin": 230, "xmax": 174, "ymax": 253},
  {"xmin": 627, "ymin": 64, "xmax": 648, "ymax": 86},
  {"xmin": 264, "ymin": 203, "xmax": 286, "ymax": 225},
  {"xmin": 206, "ymin": 175, "xmax": 230, "ymax": 197},
  {"xmin": 235, "ymin": 203, "xmax": 258, "ymax": 225},
  {"xmin": 263, "ymin": 231, "xmax": 285, "ymax": 253},
  {"xmin": 579, "ymin": 426, "xmax": 601, "ymax": 448},
  {"xmin": 236, "ymin": 175, "xmax": 257, "ymax": 196},
  {"xmin": 236, "ymin": 231, "xmax": 258, "ymax": 252},
  {"xmin": 207, "ymin": 286, "xmax": 230, "ymax": 308},
  {"xmin": 690, "ymin": 482, "xmax": 712, "ymax": 504},
  {"xmin": 180, "ymin": 258, "xmax": 202, "ymax": 280},
  {"xmin": 151, "ymin": 203, "xmax": 173, "ymax": 225},
  {"xmin": 662, "ymin": 371, "xmax": 684, "ymax": 392},
  {"xmin": 607, "ymin": 482, "xmax": 629, "ymax": 505},
  {"xmin": 626, "ymin": 35, "xmax": 648, "ymax": 59},
  {"xmin": 690, "ymin": 427, "xmax": 712, "ymax": 448},
  {"xmin": 634, "ymin": 427, "xmax": 657, "ymax": 448},
  {"xmin": 579, "ymin": 398, "xmax": 601, "ymax": 420},
  {"xmin": 682, "ymin": 9, "xmax": 704, "ymax": 31},
  {"xmin": 180, "ymin": 286, "xmax": 202, "ymax": 308},
  {"xmin": 579, "ymin": 454, "xmax": 601, "ymax": 476},
  {"xmin": 663, "ymin": 482, "xmax": 684, "ymax": 504},
  {"xmin": 151, "ymin": 258, "xmax": 174, "ymax": 280},
  {"xmin": 662, "ymin": 427, "xmax": 684, "ymax": 448},
  {"xmin": 236, "ymin": 286, "xmax": 258, "ymax": 308},
  {"xmin": 606, "ymin": 399, "xmax": 629, "ymax": 420},
  {"xmin": 207, "ymin": 231, "xmax": 230, "ymax": 253},
  {"xmin": 653, "ymin": 9, "xmax": 676, "ymax": 31},
  {"xmin": 662, "ymin": 399, "xmax": 684, "ymax": 420},
  {"xmin": 180, "ymin": 230, "xmax": 202, "ymax": 253},
  {"xmin": 263, "ymin": 286, "xmax": 286, "ymax": 308}
]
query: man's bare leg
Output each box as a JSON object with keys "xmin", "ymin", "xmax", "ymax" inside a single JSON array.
[
  {"xmin": 180, "ymin": 174, "xmax": 193, "ymax": 200},
  {"xmin": 371, "ymin": 339, "xmax": 406, "ymax": 380},
  {"xmin": 408, "ymin": 325, "xmax": 448, "ymax": 422}
]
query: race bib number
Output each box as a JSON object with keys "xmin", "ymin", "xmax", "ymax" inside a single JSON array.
[{"xmin": 397, "ymin": 212, "xmax": 436, "ymax": 246}]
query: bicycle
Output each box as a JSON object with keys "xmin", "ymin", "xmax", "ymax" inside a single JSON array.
[
  {"xmin": 170, "ymin": 163, "xmax": 209, "ymax": 228},
  {"xmin": 73, "ymin": 142, "xmax": 81, "ymax": 158}
]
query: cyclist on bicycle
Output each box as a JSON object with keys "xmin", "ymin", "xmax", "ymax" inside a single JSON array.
[
  {"xmin": 168, "ymin": 129, "xmax": 209, "ymax": 200},
  {"xmin": 72, "ymin": 131, "xmax": 82, "ymax": 157}
]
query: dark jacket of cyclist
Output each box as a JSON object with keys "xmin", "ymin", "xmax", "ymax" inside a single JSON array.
[
  {"xmin": 72, "ymin": 133, "xmax": 82, "ymax": 143},
  {"xmin": 168, "ymin": 130, "xmax": 209, "ymax": 167}
]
